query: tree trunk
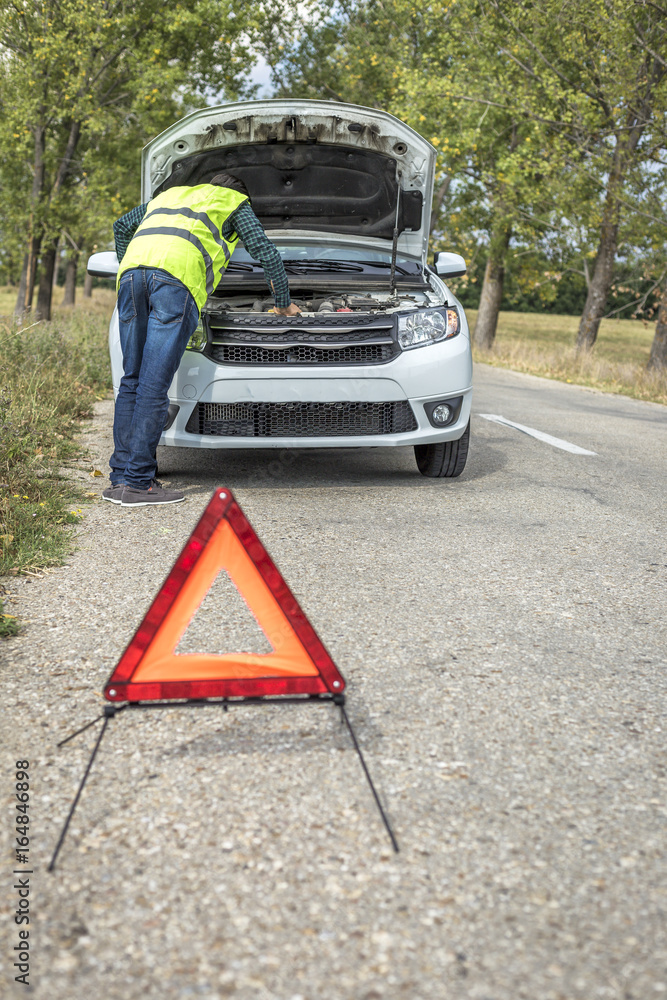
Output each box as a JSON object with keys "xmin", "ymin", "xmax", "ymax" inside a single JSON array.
[
  {"xmin": 62, "ymin": 253, "xmax": 78, "ymax": 306},
  {"xmin": 473, "ymin": 224, "xmax": 511, "ymax": 350},
  {"xmin": 576, "ymin": 115, "xmax": 646, "ymax": 353},
  {"xmin": 14, "ymin": 255, "xmax": 29, "ymax": 317},
  {"xmin": 35, "ymin": 239, "xmax": 59, "ymax": 321},
  {"xmin": 575, "ymin": 191, "xmax": 619, "ymax": 352},
  {"xmin": 15, "ymin": 124, "xmax": 46, "ymax": 317},
  {"xmin": 648, "ymin": 280, "xmax": 667, "ymax": 371},
  {"xmin": 15, "ymin": 234, "xmax": 42, "ymax": 316},
  {"xmin": 30, "ymin": 120, "xmax": 82, "ymax": 321},
  {"xmin": 83, "ymin": 270, "xmax": 93, "ymax": 298},
  {"xmin": 430, "ymin": 175, "xmax": 452, "ymax": 234},
  {"xmin": 25, "ymin": 234, "xmax": 42, "ymax": 313}
]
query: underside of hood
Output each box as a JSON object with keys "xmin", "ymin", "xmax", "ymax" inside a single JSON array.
[
  {"xmin": 142, "ymin": 100, "xmax": 436, "ymax": 262},
  {"xmin": 154, "ymin": 143, "xmax": 424, "ymax": 241}
]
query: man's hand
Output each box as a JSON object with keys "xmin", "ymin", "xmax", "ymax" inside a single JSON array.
[{"xmin": 273, "ymin": 302, "xmax": 301, "ymax": 316}]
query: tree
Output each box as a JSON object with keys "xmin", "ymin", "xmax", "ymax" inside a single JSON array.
[
  {"xmin": 271, "ymin": 0, "xmax": 573, "ymax": 348},
  {"xmin": 475, "ymin": 0, "xmax": 667, "ymax": 351},
  {"xmin": 0, "ymin": 0, "xmax": 262, "ymax": 320}
]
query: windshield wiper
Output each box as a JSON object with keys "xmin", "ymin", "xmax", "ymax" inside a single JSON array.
[
  {"xmin": 228, "ymin": 257, "xmax": 414, "ymax": 275},
  {"xmin": 282, "ymin": 258, "xmax": 415, "ymax": 274},
  {"xmin": 226, "ymin": 262, "xmax": 255, "ymax": 272},
  {"xmin": 280, "ymin": 258, "xmax": 365, "ymax": 273}
]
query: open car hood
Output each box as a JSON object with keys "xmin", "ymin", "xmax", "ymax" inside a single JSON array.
[{"xmin": 141, "ymin": 99, "xmax": 436, "ymax": 264}]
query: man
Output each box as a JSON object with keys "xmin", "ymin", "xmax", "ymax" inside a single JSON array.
[{"xmin": 104, "ymin": 172, "xmax": 300, "ymax": 508}]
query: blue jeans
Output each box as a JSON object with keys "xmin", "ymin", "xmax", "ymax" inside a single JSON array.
[{"xmin": 110, "ymin": 267, "xmax": 198, "ymax": 489}]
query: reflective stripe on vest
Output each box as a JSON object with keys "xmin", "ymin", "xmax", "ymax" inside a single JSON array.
[
  {"xmin": 142, "ymin": 205, "xmax": 232, "ymax": 259},
  {"xmin": 116, "ymin": 184, "xmax": 248, "ymax": 311},
  {"xmin": 127, "ymin": 226, "xmax": 217, "ymax": 294}
]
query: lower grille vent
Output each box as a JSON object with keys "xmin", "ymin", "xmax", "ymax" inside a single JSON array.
[{"xmin": 185, "ymin": 401, "xmax": 418, "ymax": 438}]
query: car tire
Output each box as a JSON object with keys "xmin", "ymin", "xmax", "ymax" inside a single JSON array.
[{"xmin": 414, "ymin": 421, "xmax": 470, "ymax": 478}]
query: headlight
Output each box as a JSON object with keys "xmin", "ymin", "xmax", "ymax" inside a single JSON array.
[
  {"xmin": 186, "ymin": 320, "xmax": 207, "ymax": 352},
  {"xmin": 397, "ymin": 307, "xmax": 460, "ymax": 350}
]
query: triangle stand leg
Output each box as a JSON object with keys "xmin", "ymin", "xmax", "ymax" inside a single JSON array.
[
  {"xmin": 339, "ymin": 703, "xmax": 399, "ymax": 853},
  {"xmin": 48, "ymin": 707, "xmax": 119, "ymax": 872},
  {"xmin": 56, "ymin": 712, "xmax": 107, "ymax": 748}
]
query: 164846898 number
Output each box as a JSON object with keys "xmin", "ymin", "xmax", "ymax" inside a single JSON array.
[{"xmin": 15, "ymin": 760, "xmax": 30, "ymax": 863}]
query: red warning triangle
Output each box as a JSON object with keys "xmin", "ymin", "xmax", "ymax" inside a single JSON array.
[{"xmin": 104, "ymin": 489, "xmax": 345, "ymax": 702}]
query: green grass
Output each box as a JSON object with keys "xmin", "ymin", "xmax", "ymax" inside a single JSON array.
[
  {"xmin": 0, "ymin": 597, "xmax": 20, "ymax": 637},
  {"xmin": 469, "ymin": 310, "xmax": 666, "ymax": 405},
  {"xmin": 0, "ymin": 290, "xmax": 113, "ymax": 588}
]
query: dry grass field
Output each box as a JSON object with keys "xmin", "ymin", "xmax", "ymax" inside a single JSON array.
[
  {"xmin": 0, "ymin": 284, "xmax": 116, "ymax": 319},
  {"xmin": 468, "ymin": 309, "xmax": 666, "ymax": 406}
]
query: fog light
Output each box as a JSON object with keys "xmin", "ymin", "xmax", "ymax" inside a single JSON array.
[
  {"xmin": 424, "ymin": 396, "xmax": 463, "ymax": 428},
  {"xmin": 431, "ymin": 403, "xmax": 452, "ymax": 425}
]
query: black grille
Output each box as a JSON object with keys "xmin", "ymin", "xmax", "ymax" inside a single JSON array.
[
  {"xmin": 209, "ymin": 342, "xmax": 395, "ymax": 366},
  {"xmin": 185, "ymin": 401, "xmax": 418, "ymax": 438},
  {"xmin": 208, "ymin": 313, "xmax": 395, "ymax": 329}
]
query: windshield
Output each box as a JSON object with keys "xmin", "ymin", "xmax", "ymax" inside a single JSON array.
[{"xmin": 228, "ymin": 244, "xmax": 424, "ymax": 280}]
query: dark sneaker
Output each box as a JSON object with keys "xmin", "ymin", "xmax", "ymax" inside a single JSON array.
[
  {"xmin": 120, "ymin": 480, "xmax": 185, "ymax": 507},
  {"xmin": 102, "ymin": 484, "xmax": 126, "ymax": 504}
]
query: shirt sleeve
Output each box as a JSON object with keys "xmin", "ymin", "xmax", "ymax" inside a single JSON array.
[
  {"xmin": 113, "ymin": 204, "xmax": 148, "ymax": 263},
  {"xmin": 225, "ymin": 201, "xmax": 291, "ymax": 308}
]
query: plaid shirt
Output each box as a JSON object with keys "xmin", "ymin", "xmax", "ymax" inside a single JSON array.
[{"xmin": 113, "ymin": 199, "xmax": 291, "ymax": 307}]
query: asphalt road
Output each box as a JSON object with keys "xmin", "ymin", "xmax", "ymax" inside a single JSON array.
[{"xmin": 2, "ymin": 362, "xmax": 666, "ymax": 1000}]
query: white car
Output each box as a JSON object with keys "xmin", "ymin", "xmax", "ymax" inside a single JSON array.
[{"xmin": 88, "ymin": 99, "xmax": 472, "ymax": 477}]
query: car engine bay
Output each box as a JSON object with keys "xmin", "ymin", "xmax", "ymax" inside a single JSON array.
[{"xmin": 206, "ymin": 287, "xmax": 442, "ymax": 317}]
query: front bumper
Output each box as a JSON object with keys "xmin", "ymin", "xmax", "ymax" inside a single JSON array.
[{"xmin": 158, "ymin": 333, "xmax": 472, "ymax": 449}]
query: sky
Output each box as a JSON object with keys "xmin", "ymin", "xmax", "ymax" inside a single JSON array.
[{"xmin": 249, "ymin": 56, "xmax": 273, "ymax": 97}]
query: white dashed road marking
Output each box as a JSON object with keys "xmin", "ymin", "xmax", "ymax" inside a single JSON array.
[{"xmin": 477, "ymin": 413, "xmax": 597, "ymax": 456}]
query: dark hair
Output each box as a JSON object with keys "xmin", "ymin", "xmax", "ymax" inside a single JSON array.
[{"xmin": 209, "ymin": 172, "xmax": 249, "ymax": 198}]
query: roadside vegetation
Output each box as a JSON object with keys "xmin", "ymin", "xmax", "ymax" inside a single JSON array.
[
  {"xmin": 469, "ymin": 311, "xmax": 667, "ymax": 406},
  {"xmin": 0, "ymin": 598, "xmax": 19, "ymax": 637},
  {"xmin": 0, "ymin": 292, "xmax": 112, "ymax": 618}
]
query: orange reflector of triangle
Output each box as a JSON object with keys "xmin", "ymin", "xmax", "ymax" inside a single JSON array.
[{"xmin": 104, "ymin": 489, "xmax": 345, "ymax": 702}]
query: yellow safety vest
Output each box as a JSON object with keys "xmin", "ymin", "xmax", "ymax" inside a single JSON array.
[{"xmin": 117, "ymin": 184, "xmax": 248, "ymax": 312}]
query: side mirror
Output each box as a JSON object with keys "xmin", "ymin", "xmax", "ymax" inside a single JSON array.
[
  {"xmin": 87, "ymin": 251, "xmax": 119, "ymax": 278},
  {"xmin": 433, "ymin": 251, "xmax": 467, "ymax": 278}
]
